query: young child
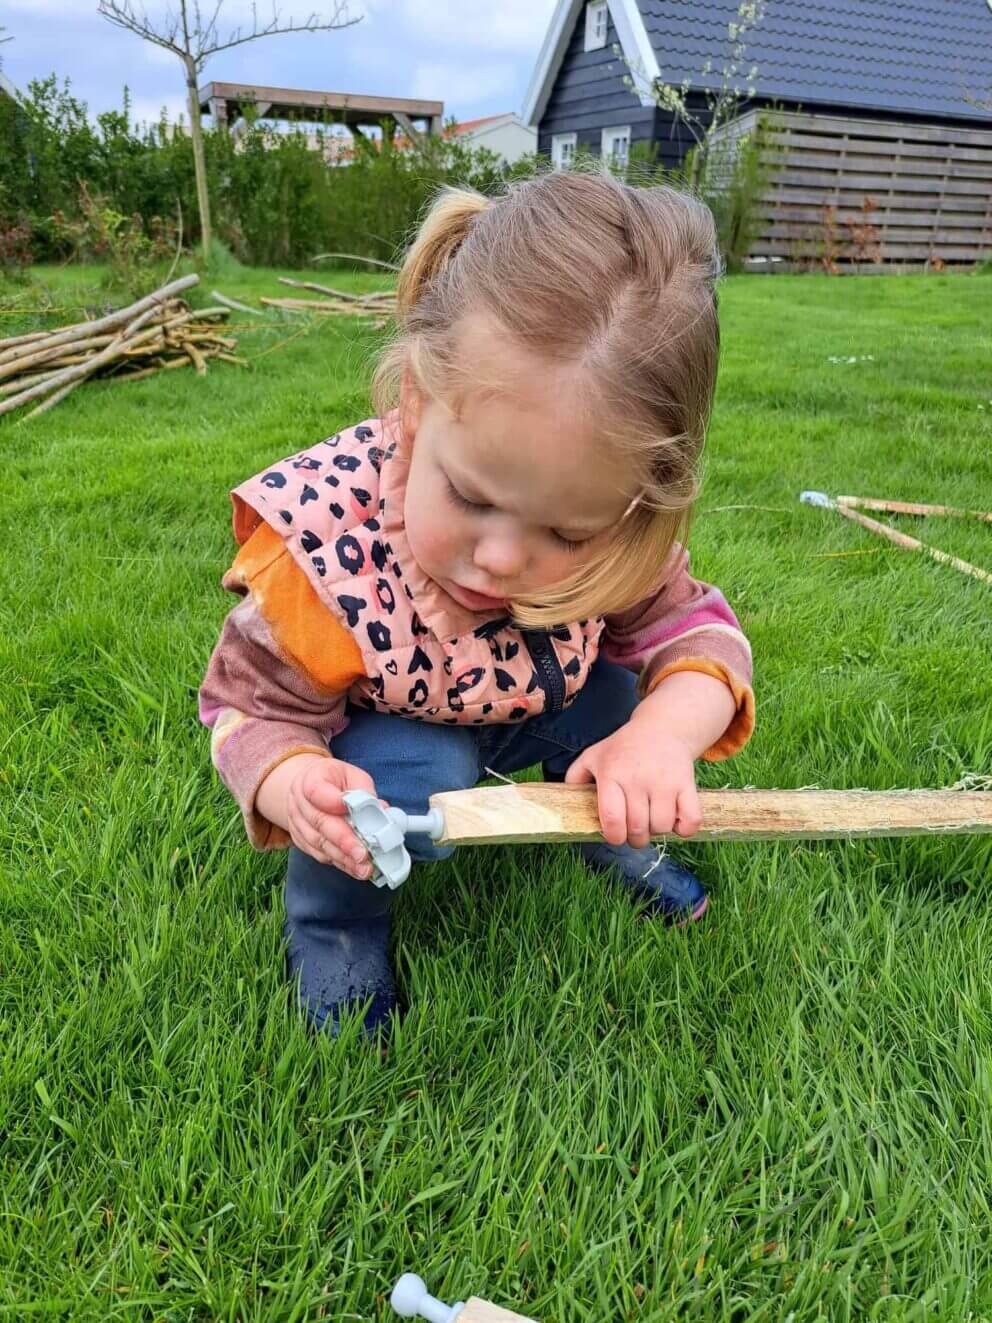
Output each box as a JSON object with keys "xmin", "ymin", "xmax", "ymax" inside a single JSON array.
[{"xmin": 199, "ymin": 170, "xmax": 754, "ymax": 1037}]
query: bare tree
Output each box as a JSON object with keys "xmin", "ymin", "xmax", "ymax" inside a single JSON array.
[
  {"xmin": 97, "ymin": 0, "xmax": 360, "ymax": 260},
  {"xmin": 622, "ymin": 0, "xmax": 766, "ymax": 191}
]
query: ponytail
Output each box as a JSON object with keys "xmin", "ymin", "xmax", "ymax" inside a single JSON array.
[{"xmin": 395, "ymin": 186, "xmax": 489, "ymax": 319}]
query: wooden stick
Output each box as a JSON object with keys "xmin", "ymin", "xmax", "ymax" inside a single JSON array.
[
  {"xmin": 210, "ymin": 289, "xmax": 264, "ymax": 316},
  {"xmin": 260, "ymin": 296, "xmax": 391, "ymax": 316},
  {"xmin": 837, "ymin": 495, "xmax": 992, "ymax": 524},
  {"xmin": 10, "ymin": 302, "xmax": 170, "ymax": 422},
  {"xmin": 0, "ymin": 330, "xmax": 120, "ymax": 382},
  {"xmin": 430, "ymin": 784, "xmax": 992, "ymax": 847},
  {"xmin": 459, "ymin": 1301, "xmax": 536, "ymax": 1323},
  {"xmin": 0, "ymin": 328, "xmax": 54, "ymax": 350},
  {"xmin": 184, "ymin": 340, "xmax": 208, "ymax": 375},
  {"xmin": 0, "ymin": 275, "xmax": 198, "ymax": 368},
  {"xmin": 832, "ymin": 502, "xmax": 992, "ymax": 585},
  {"xmin": 278, "ymin": 276, "xmax": 365, "ymax": 301},
  {"xmin": 310, "ymin": 250, "xmax": 400, "ymax": 271}
]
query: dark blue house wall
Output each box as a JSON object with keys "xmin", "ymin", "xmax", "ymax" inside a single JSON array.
[
  {"xmin": 537, "ymin": 7, "xmax": 654, "ymax": 157},
  {"xmin": 537, "ymin": 1, "xmax": 992, "ymax": 169}
]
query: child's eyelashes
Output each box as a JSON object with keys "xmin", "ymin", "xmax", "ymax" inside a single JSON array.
[
  {"xmin": 443, "ymin": 473, "xmax": 590, "ymax": 552},
  {"xmin": 443, "ymin": 475, "xmax": 490, "ymax": 512},
  {"xmin": 551, "ymin": 530, "xmax": 589, "ymax": 553}
]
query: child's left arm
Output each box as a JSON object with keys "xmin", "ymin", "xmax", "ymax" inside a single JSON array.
[{"xmin": 567, "ymin": 546, "xmax": 754, "ymax": 845}]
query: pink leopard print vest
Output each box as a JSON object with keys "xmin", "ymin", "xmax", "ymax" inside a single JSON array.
[{"xmin": 230, "ymin": 415, "xmax": 605, "ymax": 726}]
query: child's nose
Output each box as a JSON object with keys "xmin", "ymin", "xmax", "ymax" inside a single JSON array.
[{"xmin": 473, "ymin": 532, "xmax": 528, "ymax": 582}]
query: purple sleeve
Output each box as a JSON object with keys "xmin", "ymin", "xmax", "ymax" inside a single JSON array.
[{"xmin": 199, "ymin": 598, "xmax": 349, "ymax": 849}]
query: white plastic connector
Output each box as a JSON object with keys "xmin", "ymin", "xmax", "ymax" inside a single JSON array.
[
  {"xmin": 800, "ymin": 489, "xmax": 834, "ymax": 508},
  {"xmin": 343, "ymin": 790, "xmax": 445, "ymax": 889},
  {"xmin": 390, "ymin": 1273, "xmax": 464, "ymax": 1322}
]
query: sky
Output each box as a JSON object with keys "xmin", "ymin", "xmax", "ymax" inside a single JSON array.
[{"xmin": 0, "ymin": 0, "xmax": 559, "ymax": 130}]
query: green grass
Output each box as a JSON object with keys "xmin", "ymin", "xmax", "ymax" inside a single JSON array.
[{"xmin": 2, "ymin": 263, "xmax": 992, "ymax": 1321}]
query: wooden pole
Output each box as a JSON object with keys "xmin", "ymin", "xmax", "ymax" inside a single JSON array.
[
  {"xmin": 836, "ymin": 495, "xmax": 992, "ymax": 524},
  {"xmin": 458, "ymin": 1301, "xmax": 536, "ymax": 1323},
  {"xmin": 430, "ymin": 784, "xmax": 992, "ymax": 848},
  {"xmin": 831, "ymin": 503, "xmax": 992, "ymax": 586}
]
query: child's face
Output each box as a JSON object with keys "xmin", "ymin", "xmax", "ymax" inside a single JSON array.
[{"xmin": 401, "ymin": 314, "xmax": 637, "ymax": 613}]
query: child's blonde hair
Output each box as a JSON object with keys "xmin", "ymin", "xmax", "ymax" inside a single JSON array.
[{"xmin": 373, "ymin": 166, "xmax": 722, "ymax": 627}]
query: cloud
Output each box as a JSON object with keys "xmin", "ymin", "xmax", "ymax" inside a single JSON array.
[
  {"xmin": 371, "ymin": 0, "xmax": 556, "ymax": 53},
  {"xmin": 1, "ymin": 0, "xmax": 551, "ymax": 127},
  {"xmin": 410, "ymin": 60, "xmax": 518, "ymax": 107},
  {"xmin": 127, "ymin": 91, "xmax": 190, "ymax": 127}
]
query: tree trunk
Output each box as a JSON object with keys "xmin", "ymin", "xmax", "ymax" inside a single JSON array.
[{"xmin": 184, "ymin": 55, "xmax": 212, "ymax": 263}]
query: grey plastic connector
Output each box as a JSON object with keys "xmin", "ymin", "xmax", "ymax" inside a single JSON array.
[
  {"xmin": 800, "ymin": 489, "xmax": 834, "ymax": 508},
  {"xmin": 390, "ymin": 1273, "xmax": 464, "ymax": 1321},
  {"xmin": 342, "ymin": 790, "xmax": 445, "ymax": 889}
]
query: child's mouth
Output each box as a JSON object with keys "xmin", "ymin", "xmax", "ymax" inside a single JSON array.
[{"xmin": 446, "ymin": 581, "xmax": 508, "ymax": 611}]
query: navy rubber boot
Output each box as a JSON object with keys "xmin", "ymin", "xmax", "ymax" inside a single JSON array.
[
  {"xmin": 285, "ymin": 847, "xmax": 397, "ymax": 1039},
  {"xmin": 575, "ymin": 840, "xmax": 709, "ymax": 925}
]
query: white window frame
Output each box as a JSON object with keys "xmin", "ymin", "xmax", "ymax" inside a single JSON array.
[
  {"xmin": 584, "ymin": 1, "xmax": 609, "ymax": 52},
  {"xmin": 601, "ymin": 124, "xmax": 631, "ymax": 167},
  {"xmin": 551, "ymin": 132, "xmax": 577, "ymax": 170}
]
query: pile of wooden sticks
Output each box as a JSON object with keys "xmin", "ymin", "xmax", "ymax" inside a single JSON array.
[
  {"xmin": 0, "ymin": 274, "xmax": 241, "ymax": 423},
  {"xmin": 260, "ymin": 277, "xmax": 396, "ymax": 321}
]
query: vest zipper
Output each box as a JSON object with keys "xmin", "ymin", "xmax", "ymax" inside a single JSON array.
[{"xmin": 522, "ymin": 629, "xmax": 566, "ymax": 714}]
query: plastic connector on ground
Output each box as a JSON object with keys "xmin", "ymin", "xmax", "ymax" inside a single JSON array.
[
  {"xmin": 342, "ymin": 790, "xmax": 445, "ymax": 889},
  {"xmin": 390, "ymin": 1273, "xmax": 464, "ymax": 1321}
]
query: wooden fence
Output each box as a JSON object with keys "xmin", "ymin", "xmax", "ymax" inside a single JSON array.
[{"xmin": 713, "ymin": 108, "xmax": 992, "ymax": 271}]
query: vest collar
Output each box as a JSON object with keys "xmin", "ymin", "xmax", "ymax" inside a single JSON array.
[{"xmin": 378, "ymin": 419, "xmax": 508, "ymax": 644}]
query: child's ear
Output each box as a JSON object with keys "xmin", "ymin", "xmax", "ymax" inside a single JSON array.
[{"xmin": 398, "ymin": 371, "xmax": 421, "ymax": 447}]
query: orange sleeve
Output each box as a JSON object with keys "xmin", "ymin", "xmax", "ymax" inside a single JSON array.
[
  {"xmin": 227, "ymin": 521, "xmax": 367, "ymax": 694},
  {"xmin": 645, "ymin": 657, "xmax": 755, "ymax": 762}
]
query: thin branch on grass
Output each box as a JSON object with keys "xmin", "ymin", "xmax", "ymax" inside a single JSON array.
[
  {"xmin": 211, "ymin": 290, "xmax": 264, "ymax": 316},
  {"xmin": 310, "ymin": 251, "xmax": 400, "ymax": 271}
]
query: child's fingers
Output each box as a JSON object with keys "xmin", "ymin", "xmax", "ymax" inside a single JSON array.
[
  {"xmin": 295, "ymin": 797, "xmax": 371, "ymax": 870},
  {"xmin": 624, "ymin": 788, "xmax": 652, "ymax": 848},
  {"xmin": 595, "ymin": 778, "xmax": 629, "ymax": 847},
  {"xmin": 306, "ymin": 762, "xmax": 377, "ymax": 815},
  {"xmin": 309, "ymin": 834, "xmax": 373, "ymax": 879},
  {"xmin": 305, "ymin": 777, "xmax": 348, "ymax": 816},
  {"xmin": 563, "ymin": 754, "xmax": 594, "ymax": 786},
  {"xmin": 673, "ymin": 783, "xmax": 704, "ymax": 838}
]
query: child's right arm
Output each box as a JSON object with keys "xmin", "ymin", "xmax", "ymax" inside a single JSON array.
[
  {"xmin": 199, "ymin": 522, "xmax": 373, "ymax": 873},
  {"xmin": 256, "ymin": 752, "xmax": 376, "ymax": 879}
]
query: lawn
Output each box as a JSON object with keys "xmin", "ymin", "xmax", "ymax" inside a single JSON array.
[{"xmin": 2, "ymin": 263, "xmax": 991, "ymax": 1321}]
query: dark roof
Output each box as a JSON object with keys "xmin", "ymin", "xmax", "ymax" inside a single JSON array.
[{"xmin": 639, "ymin": 0, "xmax": 992, "ymax": 123}]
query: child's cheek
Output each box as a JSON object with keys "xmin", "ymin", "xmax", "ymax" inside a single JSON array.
[{"xmin": 407, "ymin": 505, "xmax": 460, "ymax": 578}]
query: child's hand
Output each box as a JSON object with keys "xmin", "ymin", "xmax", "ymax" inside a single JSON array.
[
  {"xmin": 285, "ymin": 755, "xmax": 380, "ymax": 878},
  {"xmin": 563, "ymin": 725, "xmax": 703, "ymax": 847}
]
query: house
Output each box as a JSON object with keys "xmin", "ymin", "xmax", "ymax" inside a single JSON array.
[
  {"xmin": 446, "ymin": 113, "xmax": 536, "ymax": 164},
  {"xmin": 522, "ymin": 1, "xmax": 992, "ymax": 266}
]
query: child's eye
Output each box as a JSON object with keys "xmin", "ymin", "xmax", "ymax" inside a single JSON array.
[
  {"xmin": 552, "ymin": 530, "xmax": 591, "ymax": 552},
  {"xmin": 444, "ymin": 475, "xmax": 490, "ymax": 512}
]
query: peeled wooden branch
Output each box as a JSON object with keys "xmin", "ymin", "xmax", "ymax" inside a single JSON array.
[
  {"xmin": 837, "ymin": 495, "xmax": 992, "ymax": 524},
  {"xmin": 310, "ymin": 251, "xmax": 400, "ymax": 271},
  {"xmin": 0, "ymin": 275, "xmax": 198, "ymax": 369},
  {"xmin": 210, "ymin": 290, "xmax": 264, "ymax": 317},
  {"xmin": 0, "ymin": 277, "xmax": 238, "ymax": 422},
  {"xmin": 428, "ymin": 784, "xmax": 992, "ymax": 847},
  {"xmin": 261, "ymin": 295, "xmax": 394, "ymax": 317}
]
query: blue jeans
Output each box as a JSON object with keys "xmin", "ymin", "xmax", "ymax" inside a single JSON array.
[{"xmin": 285, "ymin": 658, "xmax": 639, "ymax": 929}]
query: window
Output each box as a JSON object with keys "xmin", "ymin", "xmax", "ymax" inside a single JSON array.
[
  {"xmin": 584, "ymin": 1, "xmax": 608, "ymax": 51},
  {"xmin": 551, "ymin": 132, "xmax": 577, "ymax": 170},
  {"xmin": 601, "ymin": 125, "xmax": 631, "ymax": 167}
]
